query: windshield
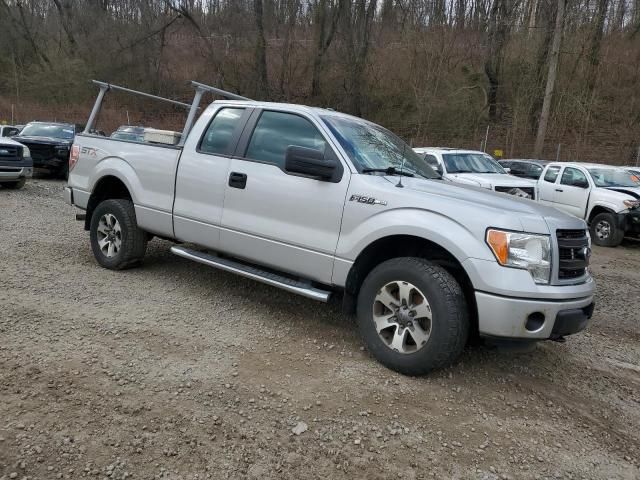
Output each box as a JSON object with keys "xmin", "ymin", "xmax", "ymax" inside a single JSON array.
[
  {"xmin": 442, "ymin": 153, "xmax": 505, "ymax": 174},
  {"xmin": 589, "ymin": 168, "xmax": 639, "ymax": 188},
  {"xmin": 321, "ymin": 116, "xmax": 439, "ymax": 179},
  {"xmin": 20, "ymin": 123, "xmax": 74, "ymax": 140}
]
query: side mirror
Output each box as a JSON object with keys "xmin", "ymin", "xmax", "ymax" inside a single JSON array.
[
  {"xmin": 575, "ymin": 179, "xmax": 589, "ymax": 188},
  {"xmin": 285, "ymin": 146, "xmax": 337, "ymax": 180},
  {"xmin": 504, "ymin": 167, "xmax": 511, "ymax": 174}
]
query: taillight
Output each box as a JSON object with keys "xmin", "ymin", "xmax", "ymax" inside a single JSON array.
[{"xmin": 69, "ymin": 145, "xmax": 80, "ymax": 171}]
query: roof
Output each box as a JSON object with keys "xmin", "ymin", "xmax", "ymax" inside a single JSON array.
[
  {"xmin": 413, "ymin": 147, "xmax": 486, "ymax": 154},
  {"xmin": 547, "ymin": 162, "xmax": 626, "ymax": 169},
  {"xmin": 26, "ymin": 121, "xmax": 75, "ymax": 127},
  {"xmin": 501, "ymin": 158, "xmax": 549, "ymax": 164},
  {"xmin": 211, "ymin": 99, "xmax": 362, "ymax": 122}
]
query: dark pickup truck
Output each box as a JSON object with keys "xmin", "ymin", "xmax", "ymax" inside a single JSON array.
[{"xmin": 13, "ymin": 122, "xmax": 76, "ymax": 179}]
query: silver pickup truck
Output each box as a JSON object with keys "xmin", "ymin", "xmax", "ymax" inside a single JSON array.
[{"xmin": 64, "ymin": 81, "xmax": 596, "ymax": 375}]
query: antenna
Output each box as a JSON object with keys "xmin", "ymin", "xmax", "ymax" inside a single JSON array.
[{"xmin": 396, "ymin": 141, "xmax": 408, "ymax": 188}]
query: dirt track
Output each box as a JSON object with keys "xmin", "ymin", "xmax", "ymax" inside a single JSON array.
[{"xmin": 1, "ymin": 179, "xmax": 639, "ymax": 480}]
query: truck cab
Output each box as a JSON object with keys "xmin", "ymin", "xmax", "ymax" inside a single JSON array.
[
  {"xmin": 538, "ymin": 162, "xmax": 640, "ymax": 246},
  {"xmin": 413, "ymin": 147, "xmax": 538, "ymax": 201}
]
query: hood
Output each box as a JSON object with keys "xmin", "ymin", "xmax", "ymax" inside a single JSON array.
[
  {"xmin": 447, "ymin": 172, "xmax": 536, "ymax": 188},
  {"xmin": 378, "ymin": 175, "xmax": 586, "ymax": 234},
  {"xmin": 14, "ymin": 135, "xmax": 72, "ymax": 146},
  {"xmin": 0, "ymin": 137, "xmax": 26, "ymax": 148},
  {"xmin": 603, "ymin": 187, "xmax": 640, "ymax": 200}
]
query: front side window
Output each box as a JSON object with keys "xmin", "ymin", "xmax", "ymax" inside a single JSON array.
[
  {"xmin": 544, "ymin": 166, "xmax": 561, "ymax": 183},
  {"xmin": 245, "ymin": 111, "xmax": 327, "ymax": 167},
  {"xmin": 200, "ymin": 108, "xmax": 245, "ymax": 155},
  {"xmin": 561, "ymin": 167, "xmax": 588, "ymax": 187},
  {"xmin": 321, "ymin": 115, "xmax": 439, "ymax": 179},
  {"xmin": 442, "ymin": 153, "xmax": 505, "ymax": 174}
]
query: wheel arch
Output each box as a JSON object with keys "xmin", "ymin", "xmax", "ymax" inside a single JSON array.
[
  {"xmin": 587, "ymin": 204, "xmax": 616, "ymax": 224},
  {"xmin": 85, "ymin": 175, "xmax": 133, "ymax": 230},
  {"xmin": 342, "ymin": 234, "xmax": 478, "ymax": 337}
]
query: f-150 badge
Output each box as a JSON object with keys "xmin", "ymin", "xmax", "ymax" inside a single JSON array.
[{"xmin": 350, "ymin": 194, "xmax": 387, "ymax": 206}]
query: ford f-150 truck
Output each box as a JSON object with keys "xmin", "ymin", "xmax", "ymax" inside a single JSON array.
[
  {"xmin": 0, "ymin": 136, "xmax": 32, "ymax": 189},
  {"xmin": 64, "ymin": 81, "xmax": 596, "ymax": 375},
  {"xmin": 538, "ymin": 162, "xmax": 640, "ymax": 247},
  {"xmin": 14, "ymin": 121, "xmax": 76, "ymax": 179}
]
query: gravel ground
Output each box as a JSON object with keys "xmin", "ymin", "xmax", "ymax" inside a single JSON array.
[{"xmin": 1, "ymin": 179, "xmax": 639, "ymax": 480}]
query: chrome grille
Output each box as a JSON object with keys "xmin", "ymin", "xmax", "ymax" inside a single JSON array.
[{"xmin": 556, "ymin": 229, "xmax": 589, "ymax": 280}]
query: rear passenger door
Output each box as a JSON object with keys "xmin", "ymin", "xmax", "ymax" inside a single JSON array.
[
  {"xmin": 173, "ymin": 106, "xmax": 252, "ymax": 250},
  {"xmin": 538, "ymin": 165, "xmax": 561, "ymax": 206},
  {"xmin": 219, "ymin": 109, "xmax": 350, "ymax": 284}
]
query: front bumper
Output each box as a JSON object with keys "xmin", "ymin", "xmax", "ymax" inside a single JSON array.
[
  {"xmin": 0, "ymin": 166, "xmax": 33, "ymax": 181},
  {"xmin": 476, "ymin": 291, "xmax": 595, "ymax": 340},
  {"xmin": 620, "ymin": 209, "xmax": 640, "ymax": 235}
]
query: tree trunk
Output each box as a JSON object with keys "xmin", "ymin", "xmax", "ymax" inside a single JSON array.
[
  {"xmin": 534, "ymin": 0, "xmax": 565, "ymax": 158},
  {"xmin": 586, "ymin": 0, "xmax": 609, "ymax": 96},
  {"xmin": 254, "ymin": 0, "xmax": 269, "ymax": 98},
  {"xmin": 311, "ymin": 0, "xmax": 341, "ymax": 98}
]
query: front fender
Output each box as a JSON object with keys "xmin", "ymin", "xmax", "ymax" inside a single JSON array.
[
  {"xmin": 336, "ymin": 207, "xmax": 494, "ymax": 265},
  {"xmin": 587, "ymin": 201, "xmax": 619, "ymax": 219}
]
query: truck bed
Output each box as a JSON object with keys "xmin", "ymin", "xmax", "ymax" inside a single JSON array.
[{"xmin": 69, "ymin": 134, "xmax": 183, "ymax": 237}]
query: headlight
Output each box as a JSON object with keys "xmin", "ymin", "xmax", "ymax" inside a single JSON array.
[
  {"xmin": 623, "ymin": 199, "xmax": 640, "ymax": 209},
  {"xmin": 486, "ymin": 229, "xmax": 551, "ymax": 284},
  {"xmin": 22, "ymin": 146, "xmax": 31, "ymax": 158}
]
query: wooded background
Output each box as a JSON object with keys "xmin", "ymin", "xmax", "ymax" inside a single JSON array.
[{"xmin": 1, "ymin": 0, "xmax": 639, "ymax": 164}]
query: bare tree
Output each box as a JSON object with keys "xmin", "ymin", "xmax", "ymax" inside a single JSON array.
[{"xmin": 534, "ymin": 0, "xmax": 565, "ymax": 157}]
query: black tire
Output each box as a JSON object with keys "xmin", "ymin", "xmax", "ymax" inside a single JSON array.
[
  {"xmin": 590, "ymin": 212, "xmax": 624, "ymax": 247},
  {"xmin": 90, "ymin": 199, "xmax": 147, "ymax": 270},
  {"xmin": 356, "ymin": 257, "xmax": 469, "ymax": 376},
  {"xmin": 57, "ymin": 162, "xmax": 69, "ymax": 181},
  {"xmin": 1, "ymin": 178, "xmax": 26, "ymax": 189}
]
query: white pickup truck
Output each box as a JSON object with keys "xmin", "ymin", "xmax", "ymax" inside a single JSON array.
[
  {"xmin": 413, "ymin": 147, "xmax": 538, "ymax": 200},
  {"xmin": 538, "ymin": 162, "xmax": 640, "ymax": 247},
  {"xmin": 64, "ymin": 81, "xmax": 596, "ymax": 375}
]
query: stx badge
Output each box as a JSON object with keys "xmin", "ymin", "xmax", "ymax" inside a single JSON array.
[{"xmin": 349, "ymin": 194, "xmax": 387, "ymax": 206}]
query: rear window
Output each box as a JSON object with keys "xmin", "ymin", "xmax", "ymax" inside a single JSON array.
[
  {"xmin": 199, "ymin": 108, "xmax": 245, "ymax": 155},
  {"xmin": 544, "ymin": 166, "xmax": 561, "ymax": 183}
]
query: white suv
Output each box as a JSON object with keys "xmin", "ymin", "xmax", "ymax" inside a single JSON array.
[{"xmin": 413, "ymin": 148, "xmax": 538, "ymax": 200}]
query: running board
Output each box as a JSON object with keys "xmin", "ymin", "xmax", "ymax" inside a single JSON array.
[{"xmin": 170, "ymin": 246, "xmax": 331, "ymax": 302}]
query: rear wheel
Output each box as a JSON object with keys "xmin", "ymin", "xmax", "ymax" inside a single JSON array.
[
  {"xmin": 90, "ymin": 199, "xmax": 147, "ymax": 270},
  {"xmin": 356, "ymin": 257, "xmax": 469, "ymax": 376},
  {"xmin": 590, "ymin": 212, "xmax": 624, "ymax": 247},
  {"xmin": 1, "ymin": 178, "xmax": 26, "ymax": 189}
]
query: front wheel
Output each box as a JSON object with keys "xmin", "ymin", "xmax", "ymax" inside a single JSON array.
[
  {"xmin": 590, "ymin": 212, "xmax": 624, "ymax": 247},
  {"xmin": 357, "ymin": 257, "xmax": 469, "ymax": 376},
  {"xmin": 90, "ymin": 199, "xmax": 147, "ymax": 270},
  {"xmin": 1, "ymin": 178, "xmax": 26, "ymax": 189}
]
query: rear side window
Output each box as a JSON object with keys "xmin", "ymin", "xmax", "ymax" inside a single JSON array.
[
  {"xmin": 199, "ymin": 108, "xmax": 245, "ymax": 155},
  {"xmin": 422, "ymin": 154, "xmax": 440, "ymax": 169},
  {"xmin": 2, "ymin": 127, "xmax": 18, "ymax": 137},
  {"xmin": 245, "ymin": 111, "xmax": 327, "ymax": 168},
  {"xmin": 544, "ymin": 166, "xmax": 561, "ymax": 183}
]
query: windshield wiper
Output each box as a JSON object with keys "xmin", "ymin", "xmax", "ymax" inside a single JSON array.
[
  {"xmin": 450, "ymin": 169, "xmax": 473, "ymax": 173},
  {"xmin": 362, "ymin": 167, "xmax": 414, "ymax": 177}
]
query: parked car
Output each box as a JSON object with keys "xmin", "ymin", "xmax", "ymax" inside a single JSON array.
[
  {"xmin": 110, "ymin": 125, "xmax": 146, "ymax": 142},
  {"xmin": 0, "ymin": 125, "xmax": 21, "ymax": 137},
  {"xmin": 65, "ymin": 81, "xmax": 596, "ymax": 375},
  {"xmin": 0, "ymin": 136, "xmax": 33, "ymax": 189},
  {"xmin": 13, "ymin": 121, "xmax": 76, "ymax": 179},
  {"xmin": 499, "ymin": 159, "xmax": 549, "ymax": 180},
  {"xmin": 538, "ymin": 162, "xmax": 640, "ymax": 247},
  {"xmin": 413, "ymin": 148, "xmax": 538, "ymax": 200}
]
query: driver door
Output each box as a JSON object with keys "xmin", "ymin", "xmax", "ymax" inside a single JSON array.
[{"xmin": 219, "ymin": 109, "xmax": 350, "ymax": 284}]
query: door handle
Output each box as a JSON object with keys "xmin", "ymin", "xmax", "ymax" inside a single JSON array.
[
  {"xmin": 229, "ymin": 172, "xmax": 247, "ymax": 189},
  {"xmin": 555, "ymin": 188, "xmax": 564, "ymax": 192}
]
